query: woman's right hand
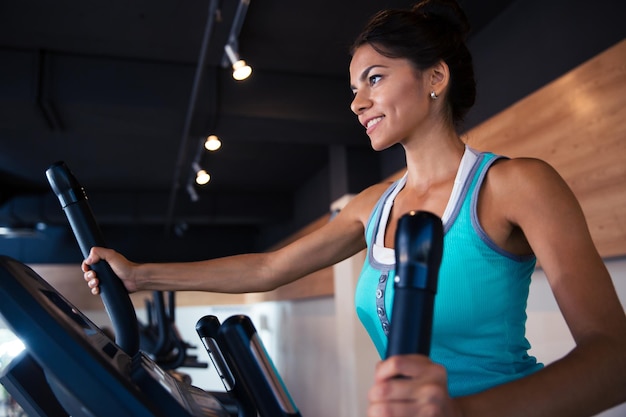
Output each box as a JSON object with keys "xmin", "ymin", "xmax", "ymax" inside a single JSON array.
[{"xmin": 82, "ymin": 247, "xmax": 139, "ymax": 294}]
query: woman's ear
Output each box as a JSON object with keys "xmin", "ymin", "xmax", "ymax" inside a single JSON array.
[{"xmin": 428, "ymin": 60, "xmax": 450, "ymax": 97}]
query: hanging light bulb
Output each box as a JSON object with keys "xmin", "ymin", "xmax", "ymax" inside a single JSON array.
[
  {"xmin": 192, "ymin": 162, "xmax": 211, "ymax": 185},
  {"xmin": 204, "ymin": 135, "xmax": 222, "ymax": 151},
  {"xmin": 224, "ymin": 43, "xmax": 252, "ymax": 81},
  {"xmin": 196, "ymin": 169, "xmax": 210, "ymax": 185},
  {"xmin": 232, "ymin": 60, "xmax": 252, "ymax": 81}
]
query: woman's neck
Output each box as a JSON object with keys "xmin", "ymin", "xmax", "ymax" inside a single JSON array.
[{"xmin": 402, "ymin": 127, "xmax": 466, "ymax": 192}]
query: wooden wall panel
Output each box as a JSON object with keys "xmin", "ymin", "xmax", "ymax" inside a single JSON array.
[{"xmin": 466, "ymin": 40, "xmax": 626, "ymax": 258}]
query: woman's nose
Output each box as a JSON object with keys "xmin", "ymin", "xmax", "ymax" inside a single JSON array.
[{"xmin": 350, "ymin": 91, "xmax": 371, "ymax": 115}]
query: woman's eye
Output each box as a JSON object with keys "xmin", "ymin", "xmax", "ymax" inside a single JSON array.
[{"xmin": 369, "ymin": 74, "xmax": 382, "ymax": 86}]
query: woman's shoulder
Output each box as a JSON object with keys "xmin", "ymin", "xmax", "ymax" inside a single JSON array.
[
  {"xmin": 484, "ymin": 155, "xmax": 575, "ymax": 213},
  {"xmin": 488, "ymin": 156, "xmax": 563, "ymax": 187}
]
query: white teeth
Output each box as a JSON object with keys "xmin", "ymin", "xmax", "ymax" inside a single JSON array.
[{"xmin": 366, "ymin": 116, "xmax": 383, "ymax": 129}]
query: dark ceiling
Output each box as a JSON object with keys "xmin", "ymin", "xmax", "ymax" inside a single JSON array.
[{"xmin": 1, "ymin": 0, "xmax": 624, "ymax": 264}]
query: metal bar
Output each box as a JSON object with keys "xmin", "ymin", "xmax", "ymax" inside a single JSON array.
[
  {"xmin": 164, "ymin": 0, "xmax": 220, "ymax": 235},
  {"xmin": 221, "ymin": 0, "xmax": 251, "ymax": 67}
]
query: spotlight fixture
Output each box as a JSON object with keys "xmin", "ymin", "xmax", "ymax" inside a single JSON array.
[
  {"xmin": 224, "ymin": 43, "xmax": 252, "ymax": 81},
  {"xmin": 204, "ymin": 134, "xmax": 222, "ymax": 151},
  {"xmin": 192, "ymin": 162, "xmax": 211, "ymax": 185},
  {"xmin": 196, "ymin": 170, "xmax": 210, "ymax": 185}
]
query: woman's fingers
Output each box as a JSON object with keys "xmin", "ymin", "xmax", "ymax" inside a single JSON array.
[
  {"xmin": 81, "ymin": 247, "xmax": 110, "ymax": 295},
  {"xmin": 84, "ymin": 270, "xmax": 100, "ymax": 295},
  {"xmin": 368, "ymin": 355, "xmax": 456, "ymax": 417}
]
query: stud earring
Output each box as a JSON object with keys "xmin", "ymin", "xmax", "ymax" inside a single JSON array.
[{"xmin": 430, "ymin": 91, "xmax": 438, "ymax": 100}]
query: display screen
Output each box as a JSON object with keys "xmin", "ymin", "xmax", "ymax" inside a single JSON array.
[
  {"xmin": 0, "ymin": 257, "xmax": 130, "ymax": 373},
  {"xmin": 0, "ymin": 256, "xmax": 230, "ymax": 417}
]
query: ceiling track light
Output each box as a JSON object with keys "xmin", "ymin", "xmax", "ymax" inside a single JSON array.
[
  {"xmin": 224, "ymin": 43, "xmax": 252, "ymax": 81},
  {"xmin": 204, "ymin": 134, "xmax": 221, "ymax": 151},
  {"xmin": 192, "ymin": 162, "xmax": 211, "ymax": 185},
  {"xmin": 221, "ymin": 0, "xmax": 251, "ymax": 81}
]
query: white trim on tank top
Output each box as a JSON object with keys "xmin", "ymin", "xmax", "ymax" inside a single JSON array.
[{"xmin": 372, "ymin": 145, "xmax": 480, "ymax": 265}]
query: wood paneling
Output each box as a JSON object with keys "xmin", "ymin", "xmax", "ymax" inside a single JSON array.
[{"xmin": 465, "ymin": 40, "xmax": 626, "ymax": 258}]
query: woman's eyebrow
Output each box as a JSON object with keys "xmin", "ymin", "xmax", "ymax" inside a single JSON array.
[{"xmin": 350, "ymin": 64, "xmax": 387, "ymax": 90}]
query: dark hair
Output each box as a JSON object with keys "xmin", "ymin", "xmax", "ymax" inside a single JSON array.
[{"xmin": 351, "ymin": 0, "xmax": 476, "ymax": 130}]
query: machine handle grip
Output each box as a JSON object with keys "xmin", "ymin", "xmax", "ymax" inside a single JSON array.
[
  {"xmin": 386, "ymin": 211, "xmax": 443, "ymax": 358},
  {"xmin": 218, "ymin": 315, "xmax": 301, "ymax": 417},
  {"xmin": 46, "ymin": 161, "xmax": 140, "ymax": 356}
]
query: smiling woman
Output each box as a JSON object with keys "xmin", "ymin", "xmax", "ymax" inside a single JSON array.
[
  {"xmin": 78, "ymin": 1, "xmax": 626, "ymax": 416},
  {"xmin": 254, "ymin": 38, "xmax": 626, "ymax": 304}
]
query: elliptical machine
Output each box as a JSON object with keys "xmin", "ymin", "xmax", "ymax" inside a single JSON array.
[
  {"xmin": 0, "ymin": 162, "xmax": 303, "ymax": 417},
  {"xmin": 0, "ymin": 162, "xmax": 442, "ymax": 417}
]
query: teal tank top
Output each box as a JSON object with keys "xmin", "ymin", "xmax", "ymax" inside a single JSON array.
[{"xmin": 354, "ymin": 149, "xmax": 543, "ymax": 397}]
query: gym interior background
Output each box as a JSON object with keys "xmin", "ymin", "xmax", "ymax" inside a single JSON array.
[{"xmin": 1, "ymin": 0, "xmax": 625, "ymax": 416}]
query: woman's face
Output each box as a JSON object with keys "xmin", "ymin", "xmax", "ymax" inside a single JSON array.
[{"xmin": 349, "ymin": 44, "xmax": 431, "ymax": 151}]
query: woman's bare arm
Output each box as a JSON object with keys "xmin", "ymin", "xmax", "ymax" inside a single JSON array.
[
  {"xmin": 458, "ymin": 158, "xmax": 626, "ymax": 416},
  {"xmin": 84, "ymin": 182, "xmax": 388, "ymax": 295}
]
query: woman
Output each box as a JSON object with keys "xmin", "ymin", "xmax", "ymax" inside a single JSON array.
[{"xmin": 84, "ymin": 1, "xmax": 626, "ymax": 415}]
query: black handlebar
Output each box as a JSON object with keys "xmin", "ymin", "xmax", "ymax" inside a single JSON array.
[
  {"xmin": 46, "ymin": 161, "xmax": 140, "ymax": 356},
  {"xmin": 386, "ymin": 211, "xmax": 443, "ymax": 358}
]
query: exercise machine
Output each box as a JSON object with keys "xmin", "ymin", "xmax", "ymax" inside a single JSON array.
[
  {"xmin": 0, "ymin": 255, "xmax": 229, "ymax": 416},
  {"xmin": 0, "ymin": 162, "xmax": 441, "ymax": 417},
  {"xmin": 386, "ymin": 210, "xmax": 442, "ymax": 358},
  {"xmin": 139, "ymin": 290, "xmax": 208, "ymax": 371},
  {"xmin": 0, "ymin": 161, "xmax": 302, "ymax": 417}
]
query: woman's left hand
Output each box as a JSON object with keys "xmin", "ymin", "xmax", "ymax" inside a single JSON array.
[{"xmin": 367, "ymin": 354, "xmax": 462, "ymax": 417}]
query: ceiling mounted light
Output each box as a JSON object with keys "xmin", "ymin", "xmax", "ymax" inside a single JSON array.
[
  {"xmin": 192, "ymin": 162, "xmax": 211, "ymax": 185},
  {"xmin": 196, "ymin": 170, "xmax": 210, "ymax": 185},
  {"xmin": 224, "ymin": 43, "xmax": 252, "ymax": 81},
  {"xmin": 204, "ymin": 134, "xmax": 222, "ymax": 151}
]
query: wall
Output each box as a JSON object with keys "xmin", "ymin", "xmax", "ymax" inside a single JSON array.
[
  {"xmin": 527, "ymin": 258, "xmax": 626, "ymax": 416},
  {"xmin": 465, "ymin": 0, "xmax": 626, "ymax": 129}
]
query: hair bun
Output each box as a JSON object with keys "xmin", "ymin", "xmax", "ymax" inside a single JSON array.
[{"xmin": 411, "ymin": 0, "xmax": 471, "ymax": 40}]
